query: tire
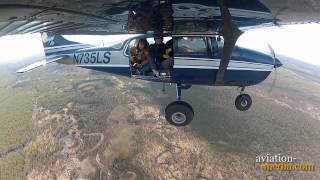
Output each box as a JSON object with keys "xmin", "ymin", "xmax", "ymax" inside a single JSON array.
[
  {"xmin": 181, "ymin": 84, "xmax": 192, "ymax": 90},
  {"xmin": 235, "ymin": 94, "xmax": 252, "ymax": 111},
  {"xmin": 165, "ymin": 101, "xmax": 194, "ymax": 126}
]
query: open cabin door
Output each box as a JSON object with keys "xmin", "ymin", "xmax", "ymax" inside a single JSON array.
[{"xmin": 125, "ymin": 35, "xmax": 173, "ymax": 81}]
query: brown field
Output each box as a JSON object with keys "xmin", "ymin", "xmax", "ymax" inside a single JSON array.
[{"xmin": 0, "ymin": 62, "xmax": 319, "ymax": 179}]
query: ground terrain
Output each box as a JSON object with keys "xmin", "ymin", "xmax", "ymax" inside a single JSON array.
[{"xmin": 0, "ymin": 61, "xmax": 319, "ymax": 179}]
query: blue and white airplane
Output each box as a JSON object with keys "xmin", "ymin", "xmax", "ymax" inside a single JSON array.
[
  {"xmin": 16, "ymin": 32, "xmax": 282, "ymax": 126},
  {"xmin": 0, "ymin": 0, "xmax": 317, "ymax": 126}
]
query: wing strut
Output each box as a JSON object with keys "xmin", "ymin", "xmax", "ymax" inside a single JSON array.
[{"xmin": 215, "ymin": 0, "xmax": 243, "ymax": 84}]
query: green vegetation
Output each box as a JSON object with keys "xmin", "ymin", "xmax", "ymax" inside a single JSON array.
[
  {"xmin": 0, "ymin": 67, "xmax": 32, "ymax": 180},
  {"xmin": 0, "ymin": 152, "xmax": 25, "ymax": 180},
  {"xmin": 0, "ymin": 90, "xmax": 33, "ymax": 151},
  {"xmin": 0, "ymin": 66, "xmax": 16, "ymax": 88},
  {"xmin": 0, "ymin": 90, "xmax": 32, "ymax": 179}
]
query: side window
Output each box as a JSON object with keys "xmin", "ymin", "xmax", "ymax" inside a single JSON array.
[
  {"xmin": 147, "ymin": 37, "xmax": 155, "ymax": 44},
  {"xmin": 175, "ymin": 37, "xmax": 208, "ymax": 57},
  {"xmin": 211, "ymin": 36, "xmax": 224, "ymax": 58},
  {"xmin": 147, "ymin": 37, "xmax": 171, "ymax": 45},
  {"xmin": 216, "ymin": 36, "xmax": 224, "ymax": 49},
  {"xmin": 125, "ymin": 39, "xmax": 137, "ymax": 56}
]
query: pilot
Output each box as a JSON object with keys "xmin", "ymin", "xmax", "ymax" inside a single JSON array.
[
  {"xmin": 149, "ymin": 35, "xmax": 166, "ymax": 65},
  {"xmin": 163, "ymin": 38, "xmax": 173, "ymax": 70},
  {"xmin": 130, "ymin": 38, "xmax": 152, "ymax": 75}
]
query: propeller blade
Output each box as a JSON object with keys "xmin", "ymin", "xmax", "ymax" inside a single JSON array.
[
  {"xmin": 215, "ymin": 0, "xmax": 243, "ymax": 84},
  {"xmin": 268, "ymin": 67, "xmax": 278, "ymax": 93},
  {"xmin": 266, "ymin": 44, "xmax": 282, "ymax": 92},
  {"xmin": 266, "ymin": 43, "xmax": 276, "ymax": 65}
]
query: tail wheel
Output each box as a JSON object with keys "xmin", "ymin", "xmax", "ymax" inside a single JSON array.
[
  {"xmin": 165, "ymin": 101, "xmax": 194, "ymax": 126},
  {"xmin": 235, "ymin": 94, "xmax": 252, "ymax": 111}
]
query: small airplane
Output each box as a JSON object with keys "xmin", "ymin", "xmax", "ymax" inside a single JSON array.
[
  {"xmin": 17, "ymin": 32, "xmax": 282, "ymax": 126},
  {"xmin": 0, "ymin": 0, "xmax": 316, "ymax": 126}
]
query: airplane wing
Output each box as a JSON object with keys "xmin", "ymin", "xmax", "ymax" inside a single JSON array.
[
  {"xmin": 2, "ymin": 0, "xmax": 320, "ymax": 81},
  {"xmin": 0, "ymin": 3, "xmax": 129, "ymax": 36},
  {"xmin": 0, "ymin": 0, "xmax": 174, "ymax": 36},
  {"xmin": 0, "ymin": 0, "xmax": 319, "ymax": 36}
]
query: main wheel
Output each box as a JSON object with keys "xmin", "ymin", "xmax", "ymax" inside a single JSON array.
[
  {"xmin": 235, "ymin": 94, "xmax": 252, "ymax": 111},
  {"xmin": 165, "ymin": 101, "xmax": 194, "ymax": 126}
]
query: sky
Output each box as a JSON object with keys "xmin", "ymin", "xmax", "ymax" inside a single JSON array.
[
  {"xmin": 237, "ymin": 23, "xmax": 320, "ymax": 66},
  {"xmin": 0, "ymin": 23, "xmax": 319, "ymax": 66}
]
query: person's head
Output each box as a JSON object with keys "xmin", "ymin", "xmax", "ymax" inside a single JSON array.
[
  {"xmin": 137, "ymin": 39, "xmax": 149, "ymax": 50},
  {"xmin": 154, "ymin": 35, "xmax": 163, "ymax": 44}
]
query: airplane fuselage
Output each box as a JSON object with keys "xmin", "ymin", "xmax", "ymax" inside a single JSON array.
[{"xmin": 46, "ymin": 34, "xmax": 280, "ymax": 87}]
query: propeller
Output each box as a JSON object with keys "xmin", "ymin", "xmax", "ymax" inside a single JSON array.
[
  {"xmin": 266, "ymin": 43, "xmax": 282, "ymax": 92},
  {"xmin": 215, "ymin": 0, "xmax": 243, "ymax": 84}
]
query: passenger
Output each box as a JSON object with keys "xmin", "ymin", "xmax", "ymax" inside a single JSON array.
[
  {"xmin": 149, "ymin": 35, "xmax": 173, "ymax": 75},
  {"xmin": 162, "ymin": 38, "xmax": 173, "ymax": 70},
  {"xmin": 149, "ymin": 35, "xmax": 167, "ymax": 69},
  {"xmin": 129, "ymin": 39, "xmax": 152, "ymax": 75}
]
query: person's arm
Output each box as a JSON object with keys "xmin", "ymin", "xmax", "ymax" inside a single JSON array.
[
  {"xmin": 164, "ymin": 40, "xmax": 173, "ymax": 59},
  {"xmin": 163, "ymin": 47, "xmax": 172, "ymax": 59},
  {"xmin": 130, "ymin": 56, "xmax": 136, "ymax": 64},
  {"xmin": 163, "ymin": 52, "xmax": 170, "ymax": 59},
  {"xmin": 141, "ymin": 50, "xmax": 150, "ymax": 66},
  {"xmin": 129, "ymin": 47, "xmax": 137, "ymax": 64}
]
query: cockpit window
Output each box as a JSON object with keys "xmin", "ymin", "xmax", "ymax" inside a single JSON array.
[
  {"xmin": 211, "ymin": 36, "xmax": 224, "ymax": 57},
  {"xmin": 175, "ymin": 36, "xmax": 207, "ymax": 56}
]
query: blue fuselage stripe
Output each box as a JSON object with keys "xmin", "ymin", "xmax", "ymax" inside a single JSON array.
[{"xmin": 78, "ymin": 65, "xmax": 271, "ymax": 86}]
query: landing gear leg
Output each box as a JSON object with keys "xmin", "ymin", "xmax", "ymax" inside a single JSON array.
[
  {"xmin": 235, "ymin": 86, "xmax": 252, "ymax": 111},
  {"xmin": 162, "ymin": 82, "xmax": 166, "ymax": 92},
  {"xmin": 164, "ymin": 83, "xmax": 194, "ymax": 126},
  {"xmin": 176, "ymin": 83, "xmax": 182, "ymax": 101}
]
